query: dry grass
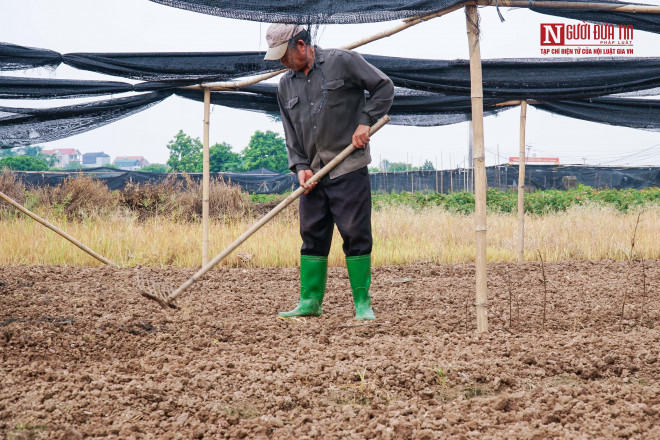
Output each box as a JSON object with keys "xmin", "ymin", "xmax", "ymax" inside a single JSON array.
[
  {"xmin": 0, "ymin": 170, "xmax": 26, "ymax": 206},
  {"xmin": 33, "ymin": 175, "xmax": 118, "ymax": 220},
  {"xmin": 120, "ymin": 175, "xmax": 253, "ymax": 221},
  {"xmin": 0, "ymin": 204, "xmax": 657, "ymax": 267},
  {"xmin": 0, "ymin": 172, "xmax": 253, "ymax": 222}
]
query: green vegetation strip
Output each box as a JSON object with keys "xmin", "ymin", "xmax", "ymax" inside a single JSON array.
[{"xmin": 251, "ymin": 186, "xmax": 660, "ymax": 215}]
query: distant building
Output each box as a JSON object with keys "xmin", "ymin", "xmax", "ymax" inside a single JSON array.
[
  {"xmin": 113, "ymin": 156, "xmax": 149, "ymax": 171},
  {"xmin": 82, "ymin": 152, "xmax": 111, "ymax": 168},
  {"xmin": 41, "ymin": 148, "xmax": 81, "ymax": 168}
]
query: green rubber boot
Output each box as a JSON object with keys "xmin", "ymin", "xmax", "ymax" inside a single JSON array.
[
  {"xmin": 346, "ymin": 254, "xmax": 375, "ymax": 321},
  {"xmin": 278, "ymin": 255, "xmax": 328, "ymax": 318}
]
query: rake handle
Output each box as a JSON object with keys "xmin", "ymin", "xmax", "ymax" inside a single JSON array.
[
  {"xmin": 0, "ymin": 189, "xmax": 118, "ymax": 267},
  {"xmin": 165, "ymin": 115, "xmax": 391, "ymax": 305}
]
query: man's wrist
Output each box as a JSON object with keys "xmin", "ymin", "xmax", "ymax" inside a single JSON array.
[
  {"xmin": 295, "ymin": 164, "xmax": 311, "ymax": 173},
  {"xmin": 359, "ymin": 114, "xmax": 376, "ymax": 126}
]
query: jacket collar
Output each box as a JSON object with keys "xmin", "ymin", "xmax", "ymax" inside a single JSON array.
[{"xmin": 289, "ymin": 46, "xmax": 324, "ymax": 78}]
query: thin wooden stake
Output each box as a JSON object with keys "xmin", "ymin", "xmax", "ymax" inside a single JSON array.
[
  {"xmin": 450, "ymin": 157, "xmax": 454, "ymax": 193},
  {"xmin": 619, "ymin": 212, "xmax": 641, "ymax": 330},
  {"xmin": 466, "ymin": 5, "xmax": 488, "ymax": 333},
  {"xmin": 0, "ymin": 190, "xmax": 118, "ymax": 267},
  {"xmin": 440, "ymin": 153, "xmax": 444, "ymax": 194},
  {"xmin": 537, "ymin": 249, "xmax": 548, "ymax": 330},
  {"xmin": 639, "ymin": 255, "xmax": 648, "ymax": 327},
  {"xmin": 517, "ymin": 101, "xmax": 527, "ymax": 262},
  {"xmin": 202, "ymin": 87, "xmax": 211, "ymax": 266},
  {"xmin": 506, "ymin": 274, "xmax": 513, "ymax": 330}
]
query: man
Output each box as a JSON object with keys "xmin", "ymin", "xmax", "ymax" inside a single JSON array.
[{"xmin": 265, "ymin": 23, "xmax": 394, "ymax": 321}]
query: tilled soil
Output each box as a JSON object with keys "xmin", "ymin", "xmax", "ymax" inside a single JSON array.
[{"xmin": 1, "ymin": 261, "xmax": 659, "ymax": 439}]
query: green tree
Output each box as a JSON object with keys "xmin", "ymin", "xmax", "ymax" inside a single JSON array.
[
  {"xmin": 20, "ymin": 145, "xmax": 42, "ymax": 157},
  {"xmin": 209, "ymin": 142, "xmax": 242, "ymax": 172},
  {"xmin": 385, "ymin": 162, "xmax": 412, "ymax": 172},
  {"xmin": 0, "ymin": 145, "xmax": 56, "ymax": 166},
  {"xmin": 0, "ymin": 155, "xmax": 49, "ymax": 171},
  {"xmin": 140, "ymin": 163, "xmax": 170, "ymax": 173},
  {"xmin": 242, "ymin": 130, "xmax": 289, "ymax": 173},
  {"xmin": 421, "ymin": 160, "xmax": 435, "ymax": 171},
  {"xmin": 166, "ymin": 130, "xmax": 202, "ymax": 172}
]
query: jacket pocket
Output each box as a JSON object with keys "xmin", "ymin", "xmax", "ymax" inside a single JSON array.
[
  {"xmin": 284, "ymin": 96, "xmax": 299, "ymax": 109},
  {"xmin": 323, "ymin": 79, "xmax": 344, "ymax": 91}
]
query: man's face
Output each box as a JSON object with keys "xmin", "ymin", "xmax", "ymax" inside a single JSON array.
[{"xmin": 280, "ymin": 41, "xmax": 310, "ymax": 71}]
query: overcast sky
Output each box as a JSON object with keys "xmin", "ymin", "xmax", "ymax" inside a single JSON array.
[{"xmin": 1, "ymin": 0, "xmax": 659, "ymax": 167}]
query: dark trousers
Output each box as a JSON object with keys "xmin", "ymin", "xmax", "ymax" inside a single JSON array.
[{"xmin": 299, "ymin": 167, "xmax": 372, "ymax": 257}]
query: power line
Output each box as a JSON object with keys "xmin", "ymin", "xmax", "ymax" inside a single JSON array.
[{"xmin": 598, "ymin": 142, "xmax": 660, "ymax": 165}]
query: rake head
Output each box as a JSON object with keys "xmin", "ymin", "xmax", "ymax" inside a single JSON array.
[{"xmin": 136, "ymin": 271, "xmax": 179, "ymax": 310}]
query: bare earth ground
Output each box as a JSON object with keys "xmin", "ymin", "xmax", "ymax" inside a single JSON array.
[{"xmin": 1, "ymin": 261, "xmax": 659, "ymax": 440}]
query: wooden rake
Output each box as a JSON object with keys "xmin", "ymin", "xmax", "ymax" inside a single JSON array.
[{"xmin": 139, "ymin": 115, "xmax": 391, "ymax": 309}]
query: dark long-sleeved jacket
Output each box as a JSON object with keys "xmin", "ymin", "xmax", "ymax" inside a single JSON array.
[{"xmin": 277, "ymin": 47, "xmax": 394, "ymax": 179}]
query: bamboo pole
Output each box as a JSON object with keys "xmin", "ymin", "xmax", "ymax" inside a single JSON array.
[
  {"xmin": 517, "ymin": 101, "xmax": 528, "ymax": 262},
  {"xmin": 466, "ymin": 5, "xmax": 488, "ymax": 333},
  {"xmin": 450, "ymin": 156, "xmax": 454, "ymax": 193},
  {"xmin": 440, "ymin": 153, "xmax": 444, "ymax": 194},
  {"xmin": 202, "ymin": 88, "xmax": 211, "ymax": 265},
  {"xmin": 0, "ymin": 190, "xmax": 118, "ymax": 267},
  {"xmin": 475, "ymin": 0, "xmax": 660, "ymax": 13},
  {"xmin": 158, "ymin": 115, "xmax": 392, "ymax": 307}
]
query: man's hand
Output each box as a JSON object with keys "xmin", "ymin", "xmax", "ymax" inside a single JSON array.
[
  {"xmin": 352, "ymin": 124, "xmax": 371, "ymax": 148},
  {"xmin": 298, "ymin": 169, "xmax": 317, "ymax": 194}
]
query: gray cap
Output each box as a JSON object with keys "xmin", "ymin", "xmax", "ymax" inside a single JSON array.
[{"xmin": 264, "ymin": 23, "xmax": 304, "ymax": 60}]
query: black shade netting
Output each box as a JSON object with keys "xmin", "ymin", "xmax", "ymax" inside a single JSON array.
[
  {"xmin": 34, "ymin": 49, "xmax": 660, "ymax": 100},
  {"xmin": 366, "ymin": 166, "xmax": 660, "ymax": 192},
  {"xmin": 0, "ymin": 77, "xmax": 135, "ymax": 99},
  {"xmin": 145, "ymin": 0, "xmax": 660, "ymax": 34},
  {"xmin": 362, "ymin": 55, "xmax": 660, "ymax": 100},
  {"xmin": 175, "ymin": 85, "xmax": 508, "ymax": 127},
  {"xmin": 12, "ymin": 168, "xmax": 299, "ymax": 193},
  {"xmin": 62, "ymin": 51, "xmax": 281, "ymax": 82},
  {"xmin": 531, "ymin": 0, "xmax": 660, "ymax": 35},
  {"xmin": 4, "ymin": 41, "xmax": 660, "ymax": 100},
  {"xmin": 0, "ymin": 91, "xmax": 172, "ymax": 148},
  {"xmin": 10, "ymin": 165, "xmax": 659, "ymax": 193},
  {"xmin": 146, "ymin": 0, "xmax": 465, "ymax": 24},
  {"xmin": 177, "ymin": 85, "xmax": 660, "ymax": 129},
  {"xmin": 532, "ymin": 97, "xmax": 660, "ymax": 131},
  {"xmin": 0, "ymin": 42, "xmax": 62, "ymax": 71}
]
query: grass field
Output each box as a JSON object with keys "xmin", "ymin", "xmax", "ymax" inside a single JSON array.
[
  {"xmin": 0, "ymin": 204, "xmax": 658, "ymax": 267},
  {"xmin": 1, "ymin": 171, "xmax": 658, "ymax": 267}
]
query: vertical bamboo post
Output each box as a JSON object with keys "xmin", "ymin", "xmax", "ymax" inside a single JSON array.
[
  {"xmin": 202, "ymin": 87, "xmax": 211, "ymax": 266},
  {"xmin": 440, "ymin": 153, "xmax": 444, "ymax": 194},
  {"xmin": 466, "ymin": 5, "xmax": 488, "ymax": 333},
  {"xmin": 517, "ymin": 101, "xmax": 528, "ymax": 262},
  {"xmin": 450, "ymin": 156, "xmax": 454, "ymax": 193}
]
